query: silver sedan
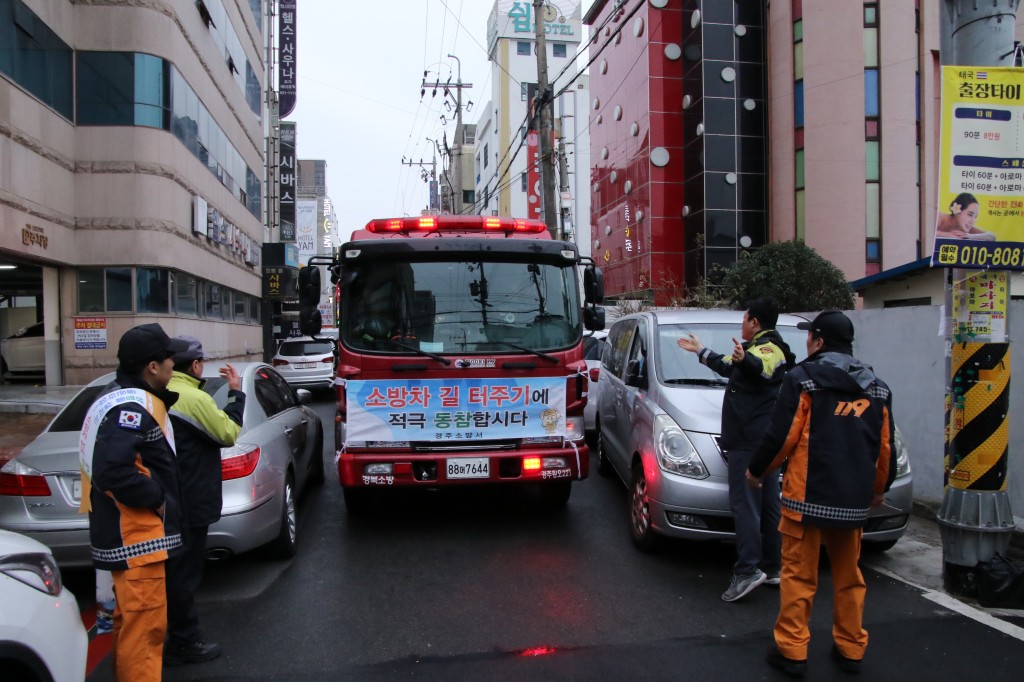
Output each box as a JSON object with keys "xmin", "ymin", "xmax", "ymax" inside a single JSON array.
[{"xmin": 0, "ymin": 362, "xmax": 324, "ymax": 567}]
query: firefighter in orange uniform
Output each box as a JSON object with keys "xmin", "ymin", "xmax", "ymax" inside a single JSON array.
[
  {"xmin": 79, "ymin": 324, "xmax": 188, "ymax": 681},
  {"xmin": 746, "ymin": 311, "xmax": 896, "ymax": 677}
]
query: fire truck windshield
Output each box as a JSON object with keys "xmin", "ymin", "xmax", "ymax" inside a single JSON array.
[{"xmin": 341, "ymin": 257, "xmax": 582, "ymax": 354}]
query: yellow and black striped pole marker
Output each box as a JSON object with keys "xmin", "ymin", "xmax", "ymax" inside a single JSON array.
[{"xmin": 947, "ymin": 342, "xmax": 1009, "ymax": 491}]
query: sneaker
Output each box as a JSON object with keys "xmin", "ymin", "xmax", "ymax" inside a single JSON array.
[
  {"xmin": 721, "ymin": 569, "xmax": 767, "ymax": 602},
  {"xmin": 764, "ymin": 571, "xmax": 781, "ymax": 586},
  {"xmin": 766, "ymin": 645, "xmax": 807, "ymax": 678},
  {"xmin": 831, "ymin": 644, "xmax": 862, "ymax": 674},
  {"xmin": 164, "ymin": 640, "xmax": 222, "ymax": 666}
]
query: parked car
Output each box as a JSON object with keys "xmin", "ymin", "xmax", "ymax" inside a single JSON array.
[
  {"xmin": 0, "ymin": 529, "xmax": 88, "ymax": 682},
  {"xmin": 583, "ymin": 330, "xmax": 610, "ymax": 446},
  {"xmin": 0, "ymin": 362, "xmax": 324, "ymax": 566},
  {"xmin": 1, "ymin": 322, "xmax": 45, "ymax": 379},
  {"xmin": 272, "ymin": 336, "xmax": 336, "ymax": 391},
  {"xmin": 594, "ymin": 309, "xmax": 913, "ymax": 552}
]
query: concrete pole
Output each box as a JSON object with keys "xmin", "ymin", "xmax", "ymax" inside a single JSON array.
[
  {"xmin": 448, "ymin": 54, "xmax": 464, "ymax": 215},
  {"xmin": 533, "ymin": 0, "xmax": 559, "ymax": 239},
  {"xmin": 936, "ymin": 0, "xmax": 1019, "ymax": 596}
]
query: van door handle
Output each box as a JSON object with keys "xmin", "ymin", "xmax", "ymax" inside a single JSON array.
[{"xmin": 285, "ymin": 427, "xmax": 294, "ymax": 435}]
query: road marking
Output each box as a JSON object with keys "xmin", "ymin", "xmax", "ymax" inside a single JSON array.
[{"xmin": 871, "ymin": 564, "xmax": 1024, "ymax": 641}]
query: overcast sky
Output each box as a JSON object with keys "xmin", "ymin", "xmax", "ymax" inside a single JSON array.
[{"xmin": 289, "ymin": 0, "xmax": 592, "ymax": 242}]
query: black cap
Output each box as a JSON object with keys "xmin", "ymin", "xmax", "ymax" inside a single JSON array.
[
  {"xmin": 118, "ymin": 323, "xmax": 189, "ymax": 367},
  {"xmin": 171, "ymin": 335, "xmax": 204, "ymax": 362},
  {"xmin": 796, "ymin": 310, "xmax": 855, "ymax": 345}
]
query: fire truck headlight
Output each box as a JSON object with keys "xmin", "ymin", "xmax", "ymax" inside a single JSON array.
[{"xmin": 364, "ymin": 463, "xmax": 393, "ymax": 476}]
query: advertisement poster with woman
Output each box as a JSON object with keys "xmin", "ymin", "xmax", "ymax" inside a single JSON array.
[{"xmin": 932, "ymin": 66, "xmax": 1024, "ymax": 271}]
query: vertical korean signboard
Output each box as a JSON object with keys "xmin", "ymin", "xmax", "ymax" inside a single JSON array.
[
  {"xmin": 931, "ymin": 66, "xmax": 1024, "ymax": 270},
  {"xmin": 278, "ymin": 0, "xmax": 297, "ymax": 118},
  {"xmin": 279, "ymin": 122, "xmax": 296, "ymax": 242}
]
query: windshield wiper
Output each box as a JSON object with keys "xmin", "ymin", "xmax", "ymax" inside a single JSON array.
[
  {"xmin": 663, "ymin": 378, "xmax": 728, "ymax": 386},
  {"xmin": 490, "ymin": 341, "xmax": 558, "ymax": 363},
  {"xmin": 382, "ymin": 339, "xmax": 451, "ymax": 365}
]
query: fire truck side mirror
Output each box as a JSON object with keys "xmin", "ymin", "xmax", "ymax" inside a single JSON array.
[
  {"xmin": 584, "ymin": 267, "xmax": 604, "ymax": 304},
  {"xmin": 583, "ymin": 306, "xmax": 606, "ymax": 332},
  {"xmin": 298, "ymin": 266, "xmax": 323, "ymax": 337}
]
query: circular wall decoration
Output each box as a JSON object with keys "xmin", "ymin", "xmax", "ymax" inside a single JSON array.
[
  {"xmin": 624, "ymin": 180, "xmax": 632, "ymax": 194},
  {"xmin": 605, "ymin": 225, "xmax": 612, "ymax": 236},
  {"xmin": 596, "ymin": 114, "xmax": 603, "ymax": 124},
  {"xmin": 740, "ymin": 235, "xmax": 753, "ymax": 248},
  {"xmin": 665, "ymin": 43, "xmax": 682, "ymax": 60},
  {"xmin": 682, "ymin": 94, "xmax": 692, "ymax": 109},
  {"xmin": 725, "ymin": 172, "xmax": 738, "ymax": 185},
  {"xmin": 592, "ymin": 98, "xmax": 600, "ymax": 110},
  {"xmin": 593, "ymin": 183, "xmax": 600, "ymax": 193},
  {"xmin": 600, "ymin": 147, "xmax": 609, "ymax": 160},
  {"xmin": 610, "ymin": 170, "xmax": 618, "ymax": 183},
  {"xmin": 691, "ymin": 9, "xmax": 701, "ymax": 29},
  {"xmin": 636, "ymin": 210, "xmax": 643, "ymax": 221},
  {"xmin": 735, "ymin": 25, "xmax": 747, "ymax": 37},
  {"xmin": 630, "ymin": 122, "xmax": 639, "ymax": 136},
  {"xmin": 721, "ymin": 67, "xmax": 736, "ymax": 83},
  {"xmin": 651, "ymin": 147, "xmax": 670, "ymax": 167},
  {"xmin": 614, "ymin": 105, "xmax": 623, "ymax": 120},
  {"xmin": 600, "ymin": 60, "xmax": 608, "ymax": 75},
  {"xmin": 650, "ymin": 0, "xmax": 668, "ymax": 8},
  {"xmin": 695, "ymin": 122, "xmax": 704, "ymax": 136},
  {"xmin": 633, "ymin": 18, "xmax": 645, "ymax": 37},
  {"xmin": 744, "ymin": 99, "xmax": 756, "ymax": 111},
  {"xmin": 682, "ymin": 205, "xmax": 691, "ymax": 217},
  {"xmin": 594, "ymin": 239, "xmax": 601, "ymax": 251}
]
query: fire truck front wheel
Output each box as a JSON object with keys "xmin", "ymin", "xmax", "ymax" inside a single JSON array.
[{"xmin": 538, "ymin": 480, "xmax": 572, "ymax": 508}]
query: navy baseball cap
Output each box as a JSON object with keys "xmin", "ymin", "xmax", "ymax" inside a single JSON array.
[
  {"xmin": 118, "ymin": 323, "xmax": 189, "ymax": 366},
  {"xmin": 796, "ymin": 310, "xmax": 855, "ymax": 345}
]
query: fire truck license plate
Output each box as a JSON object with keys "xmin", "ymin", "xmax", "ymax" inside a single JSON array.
[{"xmin": 446, "ymin": 458, "xmax": 490, "ymax": 479}]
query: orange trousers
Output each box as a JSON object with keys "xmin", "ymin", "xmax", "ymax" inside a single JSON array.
[
  {"xmin": 774, "ymin": 516, "xmax": 868, "ymax": 662},
  {"xmin": 111, "ymin": 561, "xmax": 167, "ymax": 682}
]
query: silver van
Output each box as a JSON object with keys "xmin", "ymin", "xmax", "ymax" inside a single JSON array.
[{"xmin": 594, "ymin": 309, "xmax": 913, "ymax": 551}]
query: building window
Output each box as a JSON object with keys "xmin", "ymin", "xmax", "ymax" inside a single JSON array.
[
  {"xmin": 483, "ymin": 144, "xmax": 489, "ymax": 168},
  {"xmin": 795, "ymin": 189, "xmax": 805, "ymax": 240},
  {"xmin": 866, "ymin": 238, "xmax": 880, "ymax": 262},
  {"xmin": 517, "ymin": 41, "xmax": 530, "ymax": 56},
  {"xmin": 864, "ymin": 68, "xmax": 879, "ymax": 117},
  {"xmin": 866, "ymin": 183, "xmax": 880, "ymax": 239},
  {"xmin": 521, "ymin": 172, "xmax": 528, "ymax": 192},
  {"xmin": 795, "ymin": 149, "xmax": 805, "ymax": 190},
  {"xmin": 106, "ymin": 268, "xmax": 133, "ymax": 312},
  {"xmin": 794, "ymin": 80, "xmax": 804, "ymax": 128},
  {"xmin": 865, "ymin": 141, "xmax": 880, "ymax": 181},
  {"xmin": 0, "ymin": 0, "xmax": 74, "ymax": 119},
  {"xmin": 864, "ymin": 3, "xmax": 878, "ymax": 27},
  {"xmin": 248, "ymin": 295, "xmax": 260, "ymax": 323},
  {"xmin": 136, "ymin": 267, "xmax": 170, "ymax": 314},
  {"xmin": 553, "ymin": 43, "xmax": 567, "ymax": 58},
  {"xmin": 76, "ymin": 52, "xmax": 169, "ymax": 129},
  {"xmin": 175, "ymin": 272, "xmax": 200, "ymax": 316}
]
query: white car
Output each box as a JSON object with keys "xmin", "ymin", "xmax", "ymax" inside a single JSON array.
[
  {"xmin": 0, "ymin": 529, "xmax": 87, "ymax": 682},
  {"xmin": 583, "ymin": 330, "xmax": 609, "ymax": 446},
  {"xmin": 1, "ymin": 322, "xmax": 45, "ymax": 378},
  {"xmin": 272, "ymin": 336, "xmax": 336, "ymax": 391}
]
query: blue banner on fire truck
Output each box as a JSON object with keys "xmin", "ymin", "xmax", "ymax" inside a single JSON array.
[{"xmin": 346, "ymin": 377, "xmax": 567, "ymax": 443}]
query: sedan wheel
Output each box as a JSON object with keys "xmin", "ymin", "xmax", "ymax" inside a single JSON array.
[
  {"xmin": 268, "ymin": 472, "xmax": 297, "ymax": 558},
  {"xmin": 629, "ymin": 464, "xmax": 660, "ymax": 552}
]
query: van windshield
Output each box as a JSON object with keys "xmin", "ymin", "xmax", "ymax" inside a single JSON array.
[
  {"xmin": 655, "ymin": 322, "xmax": 807, "ymax": 384},
  {"xmin": 340, "ymin": 258, "xmax": 581, "ymax": 354}
]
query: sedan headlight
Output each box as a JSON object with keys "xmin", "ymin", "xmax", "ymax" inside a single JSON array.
[
  {"xmin": 654, "ymin": 415, "xmax": 708, "ymax": 479},
  {"xmin": 893, "ymin": 427, "xmax": 911, "ymax": 479},
  {"xmin": 0, "ymin": 552, "xmax": 62, "ymax": 596}
]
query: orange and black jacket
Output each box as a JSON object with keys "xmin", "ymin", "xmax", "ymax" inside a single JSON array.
[
  {"xmin": 748, "ymin": 351, "xmax": 896, "ymax": 528},
  {"xmin": 88, "ymin": 370, "xmax": 183, "ymax": 571}
]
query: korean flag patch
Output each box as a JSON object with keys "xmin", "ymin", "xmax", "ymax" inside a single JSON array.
[{"xmin": 118, "ymin": 410, "xmax": 143, "ymax": 430}]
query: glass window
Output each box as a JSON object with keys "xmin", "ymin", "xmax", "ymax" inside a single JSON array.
[
  {"xmin": 863, "ymin": 27, "xmax": 878, "ymax": 68},
  {"xmin": 793, "ymin": 19, "xmax": 802, "ymax": 42},
  {"xmin": 233, "ymin": 289, "xmax": 247, "ymax": 322},
  {"xmin": 517, "ymin": 41, "xmax": 530, "ymax": 55},
  {"xmin": 552, "ymin": 43, "xmax": 566, "ymax": 58},
  {"xmin": 0, "ymin": 0, "xmax": 73, "ymax": 119},
  {"xmin": 136, "ymin": 267, "xmax": 170, "ymax": 313},
  {"xmin": 175, "ymin": 272, "xmax": 199, "ymax": 316},
  {"xmin": 793, "ymin": 41, "xmax": 803, "ymax": 81},
  {"xmin": 795, "ymin": 149, "xmax": 805, "ymax": 189},
  {"xmin": 705, "ymin": 173, "xmax": 737, "ymax": 210},
  {"xmin": 704, "ymin": 98, "xmax": 735, "ymax": 135},
  {"xmin": 521, "ymin": 172, "xmax": 528, "ymax": 192},
  {"xmin": 77, "ymin": 269, "xmax": 105, "ymax": 313},
  {"xmin": 866, "ymin": 118, "xmax": 879, "ymax": 139},
  {"xmin": 133, "ymin": 53, "xmax": 166, "ymax": 128},
  {"xmin": 703, "ymin": 24, "xmax": 734, "ymax": 61},
  {"xmin": 795, "ymin": 189, "xmax": 806, "ymax": 240},
  {"xmin": 866, "ymin": 239, "xmax": 880, "ymax": 262},
  {"xmin": 254, "ymin": 369, "xmax": 288, "ymax": 416},
  {"xmin": 865, "ymin": 68, "xmax": 879, "ymax": 117},
  {"xmin": 704, "ymin": 135, "xmax": 736, "ymax": 172},
  {"xmin": 249, "ymin": 295, "xmax": 260, "ymax": 323},
  {"xmin": 794, "ymin": 80, "xmax": 804, "ymax": 128},
  {"xmin": 76, "ymin": 52, "xmax": 134, "ymax": 126},
  {"xmin": 864, "ymin": 4, "xmax": 878, "ymax": 27},
  {"xmin": 866, "ymin": 141, "xmax": 880, "ymax": 181},
  {"xmin": 866, "ymin": 183, "xmax": 880, "ymax": 238},
  {"xmin": 706, "ymin": 210, "xmax": 738, "ymax": 247},
  {"xmin": 106, "ymin": 268, "xmax": 133, "ymax": 312},
  {"xmin": 205, "ymin": 282, "xmax": 222, "ymax": 319}
]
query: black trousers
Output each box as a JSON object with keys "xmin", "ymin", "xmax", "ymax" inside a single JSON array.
[{"xmin": 166, "ymin": 524, "xmax": 209, "ymax": 644}]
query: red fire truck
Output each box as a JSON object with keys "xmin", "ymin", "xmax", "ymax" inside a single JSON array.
[{"xmin": 298, "ymin": 215, "xmax": 605, "ymax": 512}]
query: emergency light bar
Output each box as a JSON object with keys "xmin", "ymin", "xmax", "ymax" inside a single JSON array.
[{"xmin": 364, "ymin": 216, "xmax": 548, "ymax": 234}]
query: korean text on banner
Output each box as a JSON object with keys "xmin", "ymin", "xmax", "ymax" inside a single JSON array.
[{"xmin": 346, "ymin": 377, "xmax": 568, "ymax": 443}]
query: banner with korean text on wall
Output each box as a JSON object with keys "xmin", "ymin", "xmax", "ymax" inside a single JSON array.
[
  {"xmin": 932, "ymin": 66, "xmax": 1024, "ymax": 271},
  {"xmin": 345, "ymin": 377, "xmax": 567, "ymax": 443}
]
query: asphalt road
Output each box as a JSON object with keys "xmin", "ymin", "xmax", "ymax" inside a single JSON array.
[{"xmin": 75, "ymin": 394, "xmax": 1024, "ymax": 681}]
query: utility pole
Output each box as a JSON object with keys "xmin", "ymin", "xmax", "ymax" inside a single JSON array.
[
  {"xmin": 422, "ymin": 65, "xmax": 472, "ymax": 215},
  {"xmin": 533, "ymin": 0, "xmax": 559, "ymax": 239},
  {"xmin": 402, "ymin": 152, "xmax": 438, "ymax": 214},
  {"xmin": 935, "ymin": 0, "xmax": 1018, "ymax": 596}
]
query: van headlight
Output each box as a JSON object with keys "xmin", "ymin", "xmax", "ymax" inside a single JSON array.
[
  {"xmin": 894, "ymin": 427, "xmax": 911, "ymax": 479},
  {"xmin": 655, "ymin": 415, "xmax": 708, "ymax": 479}
]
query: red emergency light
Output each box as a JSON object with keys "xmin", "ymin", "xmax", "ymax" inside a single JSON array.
[{"xmin": 364, "ymin": 216, "xmax": 547, "ymax": 234}]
